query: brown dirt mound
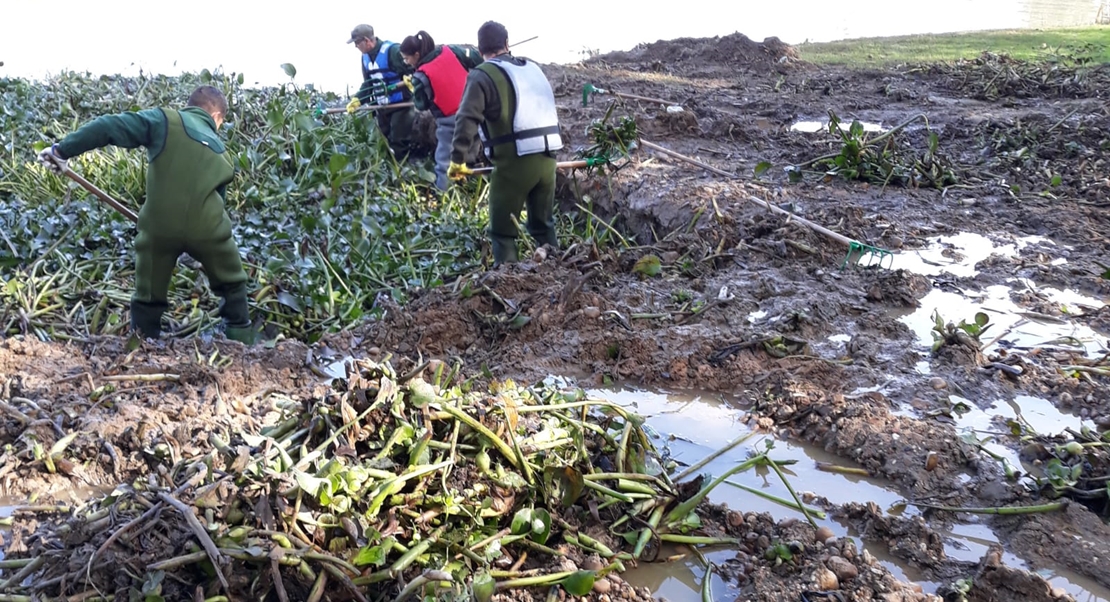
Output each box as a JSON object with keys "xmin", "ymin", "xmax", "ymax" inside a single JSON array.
[{"xmin": 587, "ymin": 33, "xmax": 800, "ymax": 73}]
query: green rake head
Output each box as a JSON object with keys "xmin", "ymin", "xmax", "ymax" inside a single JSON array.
[
  {"xmin": 842, "ymin": 241, "xmax": 894, "ymax": 269},
  {"xmin": 582, "ymin": 83, "xmax": 609, "ymax": 107}
]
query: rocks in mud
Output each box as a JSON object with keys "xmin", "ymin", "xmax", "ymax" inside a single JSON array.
[
  {"xmin": 814, "ymin": 566, "xmax": 839, "ymax": 590},
  {"xmin": 937, "ymin": 544, "xmax": 1075, "ymax": 602},
  {"xmin": 826, "ymin": 555, "xmax": 859, "ymax": 582},
  {"xmin": 928, "ymin": 377, "xmax": 948, "ymax": 390},
  {"xmin": 815, "ymin": 525, "xmax": 835, "ymax": 544}
]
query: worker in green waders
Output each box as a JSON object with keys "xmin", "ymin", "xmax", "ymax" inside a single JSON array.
[
  {"xmin": 447, "ymin": 20, "xmax": 563, "ymax": 265},
  {"xmin": 37, "ymin": 86, "xmax": 258, "ymax": 344}
]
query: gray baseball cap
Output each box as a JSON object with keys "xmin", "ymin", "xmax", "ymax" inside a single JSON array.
[{"xmin": 347, "ymin": 24, "xmax": 375, "ymax": 44}]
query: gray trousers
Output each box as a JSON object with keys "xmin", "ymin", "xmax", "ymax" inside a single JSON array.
[{"xmin": 434, "ymin": 115, "xmax": 454, "ymax": 191}]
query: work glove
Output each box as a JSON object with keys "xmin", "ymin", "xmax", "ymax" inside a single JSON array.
[
  {"xmin": 401, "ymin": 75, "xmax": 414, "ymax": 93},
  {"xmin": 346, "ymin": 98, "xmax": 361, "ymax": 114},
  {"xmin": 447, "ymin": 161, "xmax": 473, "ymax": 181},
  {"xmin": 38, "ymin": 144, "xmax": 68, "ymax": 174}
]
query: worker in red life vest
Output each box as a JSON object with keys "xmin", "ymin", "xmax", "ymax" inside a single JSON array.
[
  {"xmin": 399, "ymin": 31, "xmax": 483, "ymax": 191},
  {"xmin": 347, "ymin": 24, "xmax": 417, "ymax": 157}
]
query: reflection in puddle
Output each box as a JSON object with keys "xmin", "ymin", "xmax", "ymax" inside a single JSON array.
[
  {"xmin": 959, "ymin": 394, "xmax": 1094, "ymax": 436},
  {"xmin": 897, "ymin": 285, "xmax": 1108, "ymax": 360},
  {"xmin": 789, "ymin": 120, "xmax": 885, "ymax": 133},
  {"xmin": 891, "ymin": 232, "xmax": 1017, "ymax": 277},
  {"xmin": 623, "ymin": 547, "xmax": 737, "ymax": 602},
  {"xmin": 590, "ymin": 387, "xmax": 1110, "ymax": 602}
]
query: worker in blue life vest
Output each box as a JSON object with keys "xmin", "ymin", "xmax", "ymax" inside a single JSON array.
[
  {"xmin": 447, "ymin": 21, "xmax": 563, "ymax": 265},
  {"xmin": 347, "ymin": 24, "xmax": 417, "ymax": 157},
  {"xmin": 399, "ymin": 30, "xmax": 483, "ymax": 191}
]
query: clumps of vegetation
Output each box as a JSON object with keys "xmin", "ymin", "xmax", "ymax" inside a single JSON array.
[
  {"xmin": 927, "ymin": 43, "xmax": 1110, "ymax": 101},
  {"xmin": 0, "ymin": 68, "xmax": 637, "ymax": 344},
  {"xmin": 580, "ymin": 102, "xmax": 639, "ymax": 172},
  {"xmin": 0, "ymin": 69, "xmax": 494, "ymax": 343},
  {"xmin": 790, "ymin": 110, "xmax": 958, "ymax": 189},
  {"xmin": 930, "ymin": 309, "xmax": 991, "ymax": 353},
  {"xmin": 0, "ymin": 358, "xmax": 735, "ymax": 600},
  {"xmin": 1029, "ymin": 427, "xmax": 1110, "ymax": 516}
]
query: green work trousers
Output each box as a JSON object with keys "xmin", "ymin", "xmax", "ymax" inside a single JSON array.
[
  {"xmin": 376, "ymin": 105, "xmax": 416, "ymax": 157},
  {"xmin": 130, "ymin": 218, "xmax": 249, "ymax": 339},
  {"xmin": 488, "ymin": 153, "xmax": 559, "ymax": 264}
]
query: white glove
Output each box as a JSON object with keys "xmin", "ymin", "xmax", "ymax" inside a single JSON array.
[{"xmin": 38, "ymin": 145, "xmax": 68, "ymax": 174}]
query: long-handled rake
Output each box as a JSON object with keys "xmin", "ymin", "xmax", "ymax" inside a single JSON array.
[
  {"xmin": 746, "ymin": 195, "xmax": 893, "ymax": 268},
  {"xmin": 465, "ymin": 154, "xmax": 623, "ymax": 176},
  {"xmin": 315, "ymin": 100, "xmax": 414, "ymax": 117},
  {"xmin": 59, "ymin": 164, "xmax": 138, "ymax": 223},
  {"xmin": 582, "ymin": 83, "xmax": 675, "ymax": 108}
]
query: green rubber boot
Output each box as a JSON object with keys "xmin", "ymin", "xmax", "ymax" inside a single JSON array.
[{"xmin": 225, "ymin": 325, "xmax": 260, "ymax": 345}]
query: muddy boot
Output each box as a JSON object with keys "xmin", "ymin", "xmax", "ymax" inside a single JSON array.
[
  {"xmin": 490, "ymin": 232, "xmax": 519, "ymax": 265},
  {"xmin": 130, "ymin": 300, "xmax": 167, "ymax": 340},
  {"xmin": 224, "ymin": 325, "xmax": 260, "ymax": 345}
]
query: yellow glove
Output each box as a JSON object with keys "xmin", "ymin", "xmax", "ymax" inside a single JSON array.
[
  {"xmin": 447, "ymin": 161, "xmax": 473, "ymax": 180},
  {"xmin": 401, "ymin": 75, "xmax": 414, "ymax": 92},
  {"xmin": 345, "ymin": 98, "xmax": 361, "ymax": 114}
]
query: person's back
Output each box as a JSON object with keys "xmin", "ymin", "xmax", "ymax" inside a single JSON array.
[
  {"xmin": 142, "ymin": 107, "xmax": 235, "ymax": 239},
  {"xmin": 472, "ymin": 54, "xmax": 561, "ymax": 162}
]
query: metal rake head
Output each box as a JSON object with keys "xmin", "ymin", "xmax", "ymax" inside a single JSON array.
[{"xmin": 842, "ymin": 241, "xmax": 894, "ymax": 269}]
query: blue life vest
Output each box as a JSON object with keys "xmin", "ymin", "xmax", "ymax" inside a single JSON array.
[{"xmin": 362, "ymin": 41, "xmax": 404, "ymax": 105}]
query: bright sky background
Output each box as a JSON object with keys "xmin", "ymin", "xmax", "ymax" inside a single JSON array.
[{"xmin": 1, "ymin": 0, "xmax": 1025, "ymax": 94}]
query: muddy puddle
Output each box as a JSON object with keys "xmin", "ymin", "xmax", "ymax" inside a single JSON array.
[
  {"xmin": 887, "ymin": 231, "xmax": 1107, "ymax": 361},
  {"xmin": 789, "ymin": 120, "xmax": 885, "ymax": 133},
  {"xmin": 590, "ymin": 386, "xmax": 1110, "ymax": 602}
]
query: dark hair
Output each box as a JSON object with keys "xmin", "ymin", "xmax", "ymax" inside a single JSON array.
[
  {"xmin": 187, "ymin": 85, "xmax": 228, "ymax": 116},
  {"xmin": 400, "ymin": 30, "xmax": 436, "ymax": 58},
  {"xmin": 477, "ymin": 21, "xmax": 508, "ymax": 55}
]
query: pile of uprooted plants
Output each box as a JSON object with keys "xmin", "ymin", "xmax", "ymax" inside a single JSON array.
[{"xmin": 0, "ymin": 357, "xmax": 762, "ymax": 601}]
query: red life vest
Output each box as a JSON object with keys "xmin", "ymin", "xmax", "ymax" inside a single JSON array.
[{"xmin": 417, "ymin": 47, "xmax": 468, "ymax": 117}]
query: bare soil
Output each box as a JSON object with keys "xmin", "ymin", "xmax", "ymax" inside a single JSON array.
[{"xmin": 3, "ymin": 33, "xmax": 1110, "ymax": 601}]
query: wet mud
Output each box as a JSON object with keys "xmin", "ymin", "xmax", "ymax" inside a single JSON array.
[{"xmin": 3, "ymin": 34, "xmax": 1110, "ymax": 601}]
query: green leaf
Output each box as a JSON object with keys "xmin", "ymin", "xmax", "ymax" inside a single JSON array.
[
  {"xmin": 276, "ymin": 292, "xmax": 303, "ymax": 313},
  {"xmin": 974, "ymin": 312, "xmax": 989, "ymax": 327},
  {"xmin": 1050, "ymin": 174, "xmax": 1062, "ymax": 187},
  {"xmin": 328, "ymin": 153, "xmax": 350, "ymax": 176},
  {"xmin": 473, "ymin": 572, "xmax": 496, "ymax": 602},
  {"xmin": 507, "ymin": 314, "xmax": 532, "ymax": 330},
  {"xmin": 543, "ymin": 465, "xmax": 586, "ymax": 507},
  {"xmin": 237, "ymin": 73, "xmax": 245, "ymax": 85},
  {"xmin": 352, "ymin": 543, "xmax": 388, "ymax": 567},
  {"xmin": 293, "ymin": 113, "xmax": 317, "ymax": 132},
  {"xmin": 510, "ymin": 508, "xmax": 532, "ymax": 535},
  {"xmin": 529, "ymin": 508, "xmax": 552, "ymax": 545},
  {"xmin": 633, "ymin": 254, "xmax": 662, "ymax": 278},
  {"xmin": 280, "ymin": 63, "xmax": 297, "ymax": 79},
  {"xmin": 292, "ymin": 469, "xmax": 327, "ymax": 497},
  {"xmin": 561, "ymin": 570, "xmax": 596, "ymax": 596},
  {"xmin": 753, "ymin": 161, "xmax": 772, "ymax": 178}
]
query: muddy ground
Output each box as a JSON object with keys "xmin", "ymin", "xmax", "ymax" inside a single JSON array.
[{"xmin": 3, "ymin": 32, "xmax": 1110, "ymax": 601}]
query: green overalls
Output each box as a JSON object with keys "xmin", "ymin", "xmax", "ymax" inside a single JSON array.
[
  {"xmin": 471, "ymin": 58, "xmax": 561, "ymax": 263},
  {"xmin": 58, "ymin": 107, "xmax": 252, "ymax": 340}
]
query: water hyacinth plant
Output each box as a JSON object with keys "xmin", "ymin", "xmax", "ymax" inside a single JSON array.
[{"xmin": 0, "ymin": 67, "xmax": 490, "ymax": 343}]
